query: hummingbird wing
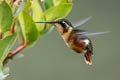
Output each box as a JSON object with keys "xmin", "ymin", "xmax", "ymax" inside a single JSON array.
[
  {"xmin": 73, "ymin": 16, "xmax": 92, "ymax": 28},
  {"xmin": 77, "ymin": 31, "xmax": 110, "ymax": 37}
]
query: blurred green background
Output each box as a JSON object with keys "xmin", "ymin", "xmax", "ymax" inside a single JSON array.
[{"xmin": 6, "ymin": 0, "xmax": 120, "ymax": 80}]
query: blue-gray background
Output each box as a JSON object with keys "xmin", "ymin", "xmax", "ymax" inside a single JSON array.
[{"xmin": 6, "ymin": 0, "xmax": 120, "ymax": 80}]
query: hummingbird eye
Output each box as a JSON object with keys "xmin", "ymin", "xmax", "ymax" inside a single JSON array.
[
  {"xmin": 57, "ymin": 21, "xmax": 69, "ymax": 29},
  {"xmin": 56, "ymin": 19, "xmax": 73, "ymax": 28},
  {"xmin": 61, "ymin": 21, "xmax": 69, "ymax": 28}
]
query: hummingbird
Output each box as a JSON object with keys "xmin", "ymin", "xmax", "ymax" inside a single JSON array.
[{"xmin": 35, "ymin": 17, "xmax": 109, "ymax": 65}]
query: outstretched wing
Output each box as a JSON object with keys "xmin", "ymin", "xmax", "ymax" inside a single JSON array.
[
  {"xmin": 77, "ymin": 31, "xmax": 110, "ymax": 37},
  {"xmin": 73, "ymin": 16, "xmax": 92, "ymax": 28}
]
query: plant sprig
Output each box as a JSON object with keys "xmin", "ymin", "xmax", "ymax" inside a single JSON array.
[{"xmin": 0, "ymin": 0, "xmax": 73, "ymax": 79}]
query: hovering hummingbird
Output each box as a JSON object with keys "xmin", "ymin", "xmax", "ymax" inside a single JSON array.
[{"xmin": 35, "ymin": 17, "xmax": 109, "ymax": 65}]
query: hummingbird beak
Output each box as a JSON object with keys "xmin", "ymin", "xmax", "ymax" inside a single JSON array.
[{"xmin": 35, "ymin": 21, "xmax": 57, "ymax": 24}]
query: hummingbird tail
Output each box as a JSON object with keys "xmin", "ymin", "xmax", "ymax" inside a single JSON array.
[{"xmin": 84, "ymin": 50, "xmax": 92, "ymax": 65}]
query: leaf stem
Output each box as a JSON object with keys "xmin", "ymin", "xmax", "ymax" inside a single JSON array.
[
  {"xmin": 3, "ymin": 40, "xmax": 28, "ymax": 65},
  {"xmin": 10, "ymin": 22, "xmax": 15, "ymax": 34}
]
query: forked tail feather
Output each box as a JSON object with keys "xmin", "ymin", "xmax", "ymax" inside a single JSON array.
[{"xmin": 84, "ymin": 49, "xmax": 92, "ymax": 65}]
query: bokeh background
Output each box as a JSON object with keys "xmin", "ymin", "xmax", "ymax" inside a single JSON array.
[{"xmin": 6, "ymin": 0, "xmax": 120, "ymax": 80}]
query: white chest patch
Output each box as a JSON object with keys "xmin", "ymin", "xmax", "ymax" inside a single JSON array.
[{"xmin": 83, "ymin": 39, "xmax": 89, "ymax": 45}]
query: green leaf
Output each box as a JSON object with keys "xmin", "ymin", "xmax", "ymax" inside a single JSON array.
[
  {"xmin": 13, "ymin": 0, "xmax": 32, "ymax": 18},
  {"xmin": 0, "ymin": 33, "xmax": 16, "ymax": 80},
  {"xmin": 0, "ymin": 1, "xmax": 13, "ymax": 33},
  {"xmin": 17, "ymin": 24, "xmax": 25, "ymax": 45},
  {"xmin": 44, "ymin": 0, "xmax": 54, "ymax": 9},
  {"xmin": 13, "ymin": 0, "xmax": 27, "ymax": 18},
  {"xmin": 53, "ymin": 0, "xmax": 70, "ymax": 6},
  {"xmin": 44, "ymin": 3, "xmax": 72, "ymax": 21},
  {"xmin": 24, "ymin": 0, "xmax": 32, "ymax": 12},
  {"xmin": 0, "ymin": 33, "xmax": 17, "ymax": 64},
  {"xmin": 18, "ymin": 11, "xmax": 39, "ymax": 46},
  {"xmin": 32, "ymin": 0, "xmax": 45, "ymax": 32}
]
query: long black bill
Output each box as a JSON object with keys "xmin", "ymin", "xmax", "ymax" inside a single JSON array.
[{"xmin": 35, "ymin": 21, "xmax": 57, "ymax": 24}]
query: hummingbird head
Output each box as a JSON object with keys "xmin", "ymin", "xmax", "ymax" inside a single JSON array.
[
  {"xmin": 54, "ymin": 18, "xmax": 73, "ymax": 34},
  {"xmin": 55, "ymin": 18, "xmax": 73, "ymax": 28},
  {"xmin": 35, "ymin": 18, "xmax": 73, "ymax": 34}
]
